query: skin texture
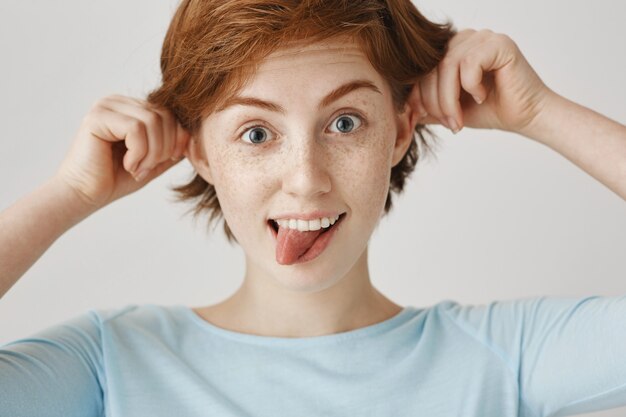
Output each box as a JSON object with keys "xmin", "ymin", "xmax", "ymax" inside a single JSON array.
[
  {"xmin": 182, "ymin": 30, "xmax": 626, "ymax": 337},
  {"xmin": 410, "ymin": 29, "xmax": 626, "ymax": 200},
  {"xmin": 185, "ymin": 38, "xmax": 417, "ymax": 337},
  {"xmin": 2, "ymin": 26, "xmax": 622, "ymax": 324}
]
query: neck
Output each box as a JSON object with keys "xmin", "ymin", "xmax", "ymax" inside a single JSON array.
[{"xmin": 194, "ymin": 247, "xmax": 403, "ymax": 338}]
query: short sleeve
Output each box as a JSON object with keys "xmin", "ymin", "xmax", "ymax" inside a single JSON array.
[
  {"xmin": 0, "ymin": 311, "xmax": 106, "ymax": 417},
  {"xmin": 444, "ymin": 295, "xmax": 626, "ymax": 417}
]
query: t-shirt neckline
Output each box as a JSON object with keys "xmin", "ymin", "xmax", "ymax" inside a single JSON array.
[{"xmin": 178, "ymin": 305, "xmax": 417, "ymax": 347}]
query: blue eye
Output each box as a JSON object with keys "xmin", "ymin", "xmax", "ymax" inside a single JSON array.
[
  {"xmin": 241, "ymin": 126, "xmax": 272, "ymax": 144},
  {"xmin": 239, "ymin": 113, "xmax": 364, "ymax": 145},
  {"xmin": 328, "ymin": 114, "xmax": 362, "ymax": 134}
]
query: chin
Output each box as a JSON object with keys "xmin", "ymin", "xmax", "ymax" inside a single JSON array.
[
  {"xmin": 272, "ymin": 266, "xmax": 346, "ymax": 294},
  {"xmin": 271, "ymin": 243, "xmax": 368, "ymax": 295}
]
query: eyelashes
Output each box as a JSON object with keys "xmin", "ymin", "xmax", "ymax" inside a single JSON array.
[{"xmin": 238, "ymin": 112, "xmax": 366, "ymax": 146}]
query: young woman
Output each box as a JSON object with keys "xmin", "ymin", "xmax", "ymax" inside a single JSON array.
[{"xmin": 1, "ymin": 1, "xmax": 625, "ymax": 416}]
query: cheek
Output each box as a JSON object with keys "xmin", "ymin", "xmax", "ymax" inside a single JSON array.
[
  {"xmin": 332, "ymin": 126, "xmax": 394, "ymax": 219},
  {"xmin": 207, "ymin": 146, "xmax": 274, "ymax": 232}
]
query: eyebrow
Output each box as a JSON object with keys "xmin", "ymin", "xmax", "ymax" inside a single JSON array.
[{"xmin": 216, "ymin": 79, "xmax": 382, "ymax": 114}]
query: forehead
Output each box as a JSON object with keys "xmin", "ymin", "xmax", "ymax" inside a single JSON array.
[
  {"xmin": 241, "ymin": 37, "xmax": 383, "ymax": 91},
  {"xmin": 261, "ymin": 38, "xmax": 368, "ymax": 68},
  {"xmin": 201, "ymin": 37, "xmax": 391, "ymax": 128}
]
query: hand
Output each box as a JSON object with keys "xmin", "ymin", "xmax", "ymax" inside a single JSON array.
[
  {"xmin": 409, "ymin": 28, "xmax": 555, "ymax": 137},
  {"xmin": 54, "ymin": 95, "xmax": 191, "ymax": 210}
]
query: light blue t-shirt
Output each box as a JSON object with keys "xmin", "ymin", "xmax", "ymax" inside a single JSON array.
[{"xmin": 2, "ymin": 295, "xmax": 626, "ymax": 417}]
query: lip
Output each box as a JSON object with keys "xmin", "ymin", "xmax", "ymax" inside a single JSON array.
[{"xmin": 268, "ymin": 210, "xmax": 346, "ymax": 221}]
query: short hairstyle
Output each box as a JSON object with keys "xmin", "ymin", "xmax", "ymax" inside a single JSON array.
[{"xmin": 146, "ymin": 0, "xmax": 456, "ymax": 243}]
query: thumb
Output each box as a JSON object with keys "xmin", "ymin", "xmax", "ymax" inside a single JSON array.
[
  {"xmin": 419, "ymin": 114, "xmax": 443, "ymax": 126},
  {"xmin": 135, "ymin": 155, "xmax": 185, "ymax": 183}
]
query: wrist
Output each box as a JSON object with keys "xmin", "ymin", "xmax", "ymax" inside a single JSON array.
[
  {"xmin": 45, "ymin": 176, "xmax": 100, "ymax": 223},
  {"xmin": 516, "ymin": 89, "xmax": 566, "ymax": 146}
]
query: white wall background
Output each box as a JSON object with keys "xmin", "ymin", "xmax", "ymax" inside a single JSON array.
[{"xmin": 0, "ymin": 1, "xmax": 624, "ymax": 416}]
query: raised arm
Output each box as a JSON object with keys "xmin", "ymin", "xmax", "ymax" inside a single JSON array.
[
  {"xmin": 0, "ymin": 178, "xmax": 95, "ymax": 299},
  {"xmin": 0, "ymin": 95, "xmax": 190, "ymax": 300},
  {"xmin": 520, "ymin": 91, "xmax": 626, "ymax": 200},
  {"xmin": 408, "ymin": 28, "xmax": 626, "ymax": 200}
]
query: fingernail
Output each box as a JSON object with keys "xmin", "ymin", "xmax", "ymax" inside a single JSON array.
[
  {"xmin": 473, "ymin": 95, "xmax": 483, "ymax": 104},
  {"xmin": 134, "ymin": 169, "xmax": 149, "ymax": 182},
  {"xmin": 447, "ymin": 117, "xmax": 460, "ymax": 134}
]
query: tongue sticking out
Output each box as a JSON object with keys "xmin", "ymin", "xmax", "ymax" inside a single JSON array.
[{"xmin": 275, "ymin": 225, "xmax": 324, "ymax": 265}]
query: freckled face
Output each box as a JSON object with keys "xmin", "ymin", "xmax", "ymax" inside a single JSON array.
[{"xmin": 195, "ymin": 38, "xmax": 403, "ymax": 292}]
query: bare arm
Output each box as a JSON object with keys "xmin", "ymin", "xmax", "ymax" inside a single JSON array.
[
  {"xmin": 410, "ymin": 30, "xmax": 626, "ymax": 201},
  {"xmin": 0, "ymin": 177, "xmax": 96, "ymax": 299},
  {"xmin": 0, "ymin": 95, "xmax": 189, "ymax": 300},
  {"xmin": 521, "ymin": 91, "xmax": 626, "ymax": 201}
]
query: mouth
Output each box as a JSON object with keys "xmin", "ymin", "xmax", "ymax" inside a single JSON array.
[
  {"xmin": 267, "ymin": 212, "xmax": 347, "ymax": 238},
  {"xmin": 267, "ymin": 212, "xmax": 348, "ymax": 265}
]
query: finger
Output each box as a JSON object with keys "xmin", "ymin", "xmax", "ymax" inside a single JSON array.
[
  {"xmin": 459, "ymin": 52, "xmax": 489, "ymax": 105},
  {"xmin": 446, "ymin": 28, "xmax": 476, "ymax": 50},
  {"xmin": 153, "ymin": 106, "xmax": 178, "ymax": 160},
  {"xmin": 84, "ymin": 104, "xmax": 149, "ymax": 173},
  {"xmin": 447, "ymin": 28, "xmax": 495, "ymax": 57},
  {"xmin": 443, "ymin": 29, "xmax": 496, "ymax": 103},
  {"xmin": 140, "ymin": 101, "xmax": 185, "ymax": 163},
  {"xmin": 419, "ymin": 114, "xmax": 441, "ymax": 126},
  {"xmin": 437, "ymin": 56, "xmax": 463, "ymax": 133},
  {"xmin": 459, "ymin": 33, "xmax": 514, "ymax": 103},
  {"xmin": 133, "ymin": 151, "xmax": 186, "ymax": 183},
  {"xmin": 172, "ymin": 122, "xmax": 191, "ymax": 160},
  {"xmin": 102, "ymin": 97, "xmax": 165, "ymax": 173},
  {"xmin": 410, "ymin": 29, "xmax": 476, "ymax": 123},
  {"xmin": 419, "ymin": 69, "xmax": 447, "ymax": 128},
  {"xmin": 129, "ymin": 97, "xmax": 179, "ymax": 161}
]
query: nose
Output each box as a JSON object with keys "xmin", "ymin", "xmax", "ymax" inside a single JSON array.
[{"xmin": 281, "ymin": 136, "xmax": 332, "ymax": 198}]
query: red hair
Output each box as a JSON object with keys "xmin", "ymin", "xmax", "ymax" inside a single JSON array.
[{"xmin": 147, "ymin": 0, "xmax": 456, "ymax": 243}]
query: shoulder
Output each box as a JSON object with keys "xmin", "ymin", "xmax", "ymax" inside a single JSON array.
[
  {"xmin": 85, "ymin": 304, "xmax": 193, "ymax": 351},
  {"xmin": 90, "ymin": 303, "xmax": 186, "ymax": 333}
]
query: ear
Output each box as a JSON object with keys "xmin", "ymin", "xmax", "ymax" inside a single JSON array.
[
  {"xmin": 391, "ymin": 100, "xmax": 420, "ymax": 167},
  {"xmin": 184, "ymin": 135, "xmax": 214, "ymax": 185}
]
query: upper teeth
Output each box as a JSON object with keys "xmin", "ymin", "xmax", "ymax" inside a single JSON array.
[{"xmin": 274, "ymin": 215, "xmax": 340, "ymax": 232}]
